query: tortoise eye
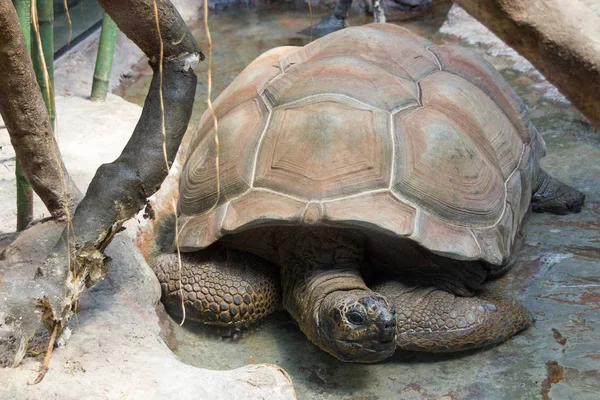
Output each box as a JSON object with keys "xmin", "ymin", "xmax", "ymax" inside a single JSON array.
[{"xmin": 347, "ymin": 311, "xmax": 366, "ymax": 326}]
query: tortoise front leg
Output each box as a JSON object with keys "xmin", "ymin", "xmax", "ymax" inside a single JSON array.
[
  {"xmin": 372, "ymin": 280, "xmax": 533, "ymax": 352},
  {"xmin": 153, "ymin": 248, "xmax": 281, "ymax": 326}
]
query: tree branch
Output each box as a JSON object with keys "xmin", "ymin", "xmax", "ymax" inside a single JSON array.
[
  {"xmin": 455, "ymin": 0, "xmax": 600, "ymax": 130},
  {"xmin": 37, "ymin": 0, "xmax": 203, "ymax": 318},
  {"xmin": 0, "ymin": 0, "xmax": 81, "ymax": 220},
  {"xmin": 99, "ymin": 0, "xmax": 200, "ymax": 60}
]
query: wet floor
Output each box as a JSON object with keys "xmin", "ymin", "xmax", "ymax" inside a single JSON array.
[{"xmin": 122, "ymin": 3, "xmax": 600, "ymax": 399}]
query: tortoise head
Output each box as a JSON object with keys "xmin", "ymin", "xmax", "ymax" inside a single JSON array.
[{"xmin": 317, "ymin": 289, "xmax": 397, "ymax": 363}]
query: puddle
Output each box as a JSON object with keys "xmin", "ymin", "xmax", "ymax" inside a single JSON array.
[{"xmin": 120, "ymin": 2, "xmax": 600, "ymax": 398}]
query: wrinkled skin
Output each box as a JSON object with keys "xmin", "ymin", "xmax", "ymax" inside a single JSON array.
[
  {"xmin": 155, "ymin": 228, "xmax": 400, "ymax": 363},
  {"xmin": 276, "ymin": 229, "xmax": 398, "ymax": 362},
  {"xmin": 154, "ymin": 225, "xmax": 536, "ymax": 362},
  {"xmin": 317, "ymin": 290, "xmax": 397, "ymax": 362}
]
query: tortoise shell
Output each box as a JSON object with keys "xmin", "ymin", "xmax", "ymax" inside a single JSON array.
[{"xmin": 176, "ymin": 23, "xmax": 546, "ymax": 266}]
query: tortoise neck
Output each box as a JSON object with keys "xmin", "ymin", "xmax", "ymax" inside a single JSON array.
[
  {"xmin": 276, "ymin": 228, "xmax": 370, "ymax": 345},
  {"xmin": 281, "ymin": 260, "xmax": 369, "ymax": 346}
]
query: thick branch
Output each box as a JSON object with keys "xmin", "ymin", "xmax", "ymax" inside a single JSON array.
[
  {"xmin": 75, "ymin": 59, "xmax": 197, "ymax": 241},
  {"xmin": 98, "ymin": 0, "xmax": 201, "ymax": 61},
  {"xmin": 0, "ymin": 0, "xmax": 81, "ymax": 220},
  {"xmin": 36, "ymin": 0, "xmax": 202, "ymax": 318},
  {"xmin": 455, "ymin": 0, "xmax": 600, "ymax": 130}
]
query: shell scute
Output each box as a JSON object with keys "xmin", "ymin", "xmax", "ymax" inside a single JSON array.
[
  {"xmin": 393, "ymin": 106, "xmax": 505, "ymax": 227},
  {"xmin": 322, "ymin": 191, "xmax": 416, "ymax": 237},
  {"xmin": 221, "ymin": 190, "xmax": 306, "ymax": 233},
  {"xmin": 411, "ymin": 212, "xmax": 481, "ymax": 260},
  {"xmin": 419, "ymin": 71, "xmax": 524, "ymax": 180},
  {"xmin": 264, "ymin": 56, "xmax": 418, "ymax": 112},
  {"xmin": 428, "ymin": 45, "xmax": 533, "ymax": 143},
  {"xmin": 254, "ymin": 101, "xmax": 391, "ymax": 200},
  {"xmin": 178, "ymin": 205, "xmax": 228, "ymax": 251},
  {"xmin": 280, "ymin": 24, "xmax": 438, "ymax": 81},
  {"xmin": 179, "ymin": 98, "xmax": 269, "ymax": 215},
  {"xmin": 518, "ymin": 145, "xmax": 535, "ymax": 220},
  {"xmin": 193, "ymin": 46, "xmax": 296, "ymax": 142}
]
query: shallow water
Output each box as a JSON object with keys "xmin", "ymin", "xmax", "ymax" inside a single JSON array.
[
  {"xmin": 122, "ymin": 4, "xmax": 600, "ymax": 399},
  {"xmin": 120, "ymin": 1, "xmax": 453, "ymax": 123}
]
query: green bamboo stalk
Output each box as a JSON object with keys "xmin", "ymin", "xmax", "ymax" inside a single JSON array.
[
  {"xmin": 12, "ymin": 0, "xmax": 34, "ymax": 231},
  {"xmin": 31, "ymin": 0, "xmax": 55, "ymax": 130},
  {"xmin": 12, "ymin": 0, "xmax": 31, "ymax": 49},
  {"xmin": 90, "ymin": 13, "xmax": 117, "ymax": 102}
]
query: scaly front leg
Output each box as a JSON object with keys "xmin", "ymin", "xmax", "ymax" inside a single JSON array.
[
  {"xmin": 153, "ymin": 248, "xmax": 281, "ymax": 326},
  {"xmin": 372, "ymin": 280, "xmax": 533, "ymax": 352}
]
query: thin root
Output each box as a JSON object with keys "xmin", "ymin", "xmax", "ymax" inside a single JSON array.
[{"xmin": 28, "ymin": 322, "xmax": 59, "ymax": 385}]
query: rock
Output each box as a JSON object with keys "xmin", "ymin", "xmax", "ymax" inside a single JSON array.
[
  {"xmin": 0, "ymin": 222, "xmax": 296, "ymax": 399},
  {"xmin": 450, "ymin": 0, "xmax": 600, "ymax": 130}
]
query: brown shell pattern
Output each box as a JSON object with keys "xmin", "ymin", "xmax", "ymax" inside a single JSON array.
[{"xmin": 177, "ymin": 24, "xmax": 545, "ymax": 266}]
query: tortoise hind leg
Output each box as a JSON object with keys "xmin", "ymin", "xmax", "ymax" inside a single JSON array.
[
  {"xmin": 153, "ymin": 248, "xmax": 281, "ymax": 326},
  {"xmin": 372, "ymin": 280, "xmax": 533, "ymax": 352},
  {"xmin": 532, "ymin": 169, "xmax": 585, "ymax": 214}
]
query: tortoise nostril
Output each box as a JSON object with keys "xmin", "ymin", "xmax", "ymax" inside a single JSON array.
[
  {"xmin": 380, "ymin": 322, "xmax": 396, "ymax": 341},
  {"xmin": 384, "ymin": 319, "xmax": 395, "ymax": 330}
]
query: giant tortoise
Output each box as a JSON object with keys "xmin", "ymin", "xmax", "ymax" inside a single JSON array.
[{"xmin": 154, "ymin": 24, "xmax": 584, "ymax": 363}]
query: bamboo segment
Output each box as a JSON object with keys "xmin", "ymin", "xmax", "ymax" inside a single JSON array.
[
  {"xmin": 12, "ymin": 0, "xmax": 34, "ymax": 231},
  {"xmin": 12, "ymin": 0, "xmax": 31, "ymax": 48},
  {"xmin": 31, "ymin": 0, "xmax": 55, "ymax": 130},
  {"xmin": 90, "ymin": 13, "xmax": 117, "ymax": 102}
]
